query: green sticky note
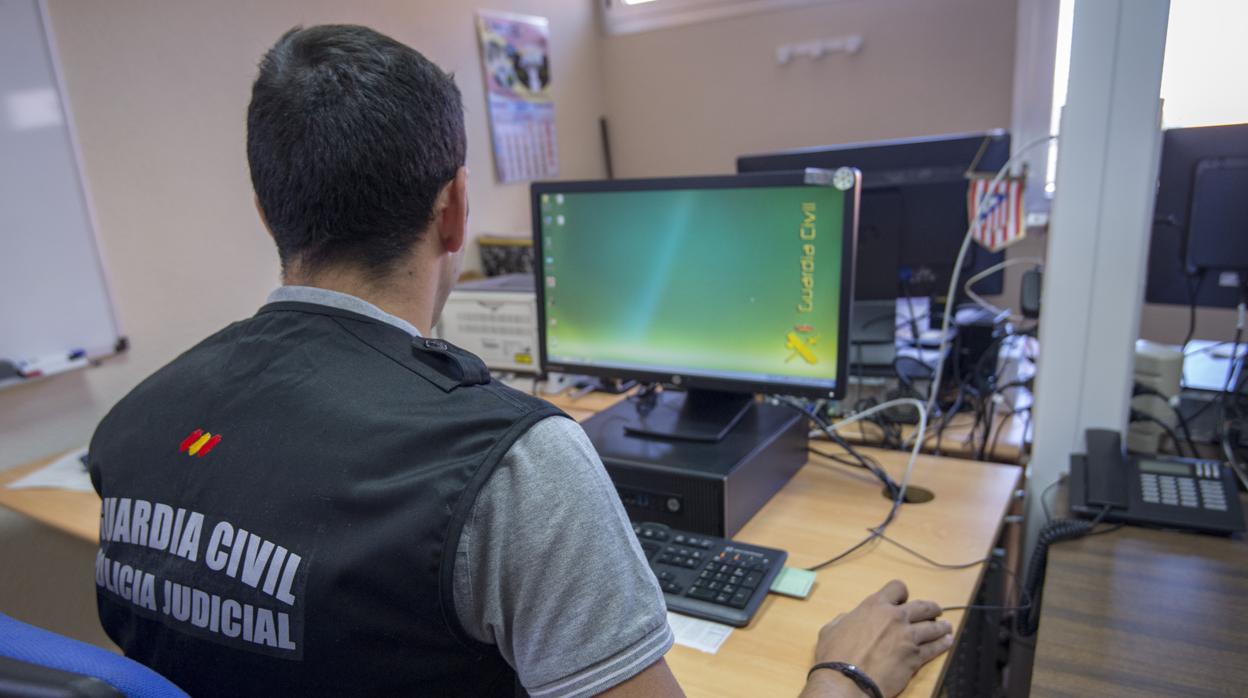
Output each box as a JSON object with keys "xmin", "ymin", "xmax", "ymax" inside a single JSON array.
[{"xmin": 770, "ymin": 566, "xmax": 817, "ymax": 599}]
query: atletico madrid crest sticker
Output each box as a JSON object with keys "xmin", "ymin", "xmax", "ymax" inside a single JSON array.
[
  {"xmin": 967, "ymin": 176, "xmax": 1026, "ymax": 252},
  {"xmin": 179, "ymin": 429, "xmax": 221, "ymax": 457},
  {"xmin": 963, "ymin": 135, "xmax": 1029, "ymax": 253}
]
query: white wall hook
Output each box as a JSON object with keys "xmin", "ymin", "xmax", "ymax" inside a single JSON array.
[{"xmin": 776, "ymin": 34, "xmax": 863, "ymax": 65}]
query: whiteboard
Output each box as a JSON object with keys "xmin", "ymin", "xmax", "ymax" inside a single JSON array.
[{"xmin": 0, "ymin": 0, "xmax": 123, "ymax": 387}]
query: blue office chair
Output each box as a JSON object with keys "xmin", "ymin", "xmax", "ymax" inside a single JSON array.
[{"xmin": 0, "ymin": 613, "xmax": 188, "ymax": 697}]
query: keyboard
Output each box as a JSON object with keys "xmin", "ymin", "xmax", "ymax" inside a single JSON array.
[{"xmin": 632, "ymin": 521, "xmax": 787, "ymax": 627}]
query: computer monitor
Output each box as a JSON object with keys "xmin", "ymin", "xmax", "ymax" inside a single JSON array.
[
  {"xmin": 1146, "ymin": 122, "xmax": 1248, "ymax": 310},
  {"xmin": 736, "ymin": 131, "xmax": 1010, "ymax": 301},
  {"xmin": 532, "ymin": 170, "xmax": 859, "ymax": 441}
]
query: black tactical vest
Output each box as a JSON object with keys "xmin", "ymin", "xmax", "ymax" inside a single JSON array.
[{"xmin": 88, "ymin": 301, "xmax": 566, "ymax": 697}]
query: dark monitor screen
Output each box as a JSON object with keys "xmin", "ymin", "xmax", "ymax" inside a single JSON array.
[
  {"xmin": 1146, "ymin": 122, "xmax": 1248, "ymax": 309},
  {"xmin": 531, "ymin": 170, "xmax": 858, "ymax": 400},
  {"xmin": 736, "ymin": 131, "xmax": 1010, "ymax": 301}
]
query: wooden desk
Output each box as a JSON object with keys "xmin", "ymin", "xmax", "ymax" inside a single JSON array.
[
  {"xmin": 546, "ymin": 387, "xmax": 1030, "ymax": 464},
  {"xmin": 841, "ymin": 410, "xmax": 1029, "ymax": 464},
  {"xmin": 542, "ymin": 391, "xmax": 1023, "ymax": 697},
  {"xmin": 541, "ymin": 386, "xmax": 629, "ymax": 423},
  {"xmin": 0, "ymin": 455, "xmax": 98, "ymax": 542},
  {"xmin": 1, "ymin": 407, "xmax": 1021, "ymax": 698},
  {"xmin": 1031, "ymin": 503, "xmax": 1248, "ymax": 697}
]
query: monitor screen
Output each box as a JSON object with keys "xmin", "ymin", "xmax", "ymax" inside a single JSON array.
[{"xmin": 533, "ymin": 174, "xmax": 856, "ymax": 398}]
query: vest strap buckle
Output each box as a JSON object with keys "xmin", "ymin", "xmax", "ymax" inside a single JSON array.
[{"xmin": 412, "ymin": 337, "xmax": 491, "ymax": 387}]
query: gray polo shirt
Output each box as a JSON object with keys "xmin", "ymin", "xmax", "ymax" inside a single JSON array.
[{"xmin": 267, "ymin": 286, "xmax": 673, "ymax": 697}]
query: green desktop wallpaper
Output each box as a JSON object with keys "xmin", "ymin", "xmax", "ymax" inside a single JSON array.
[{"xmin": 539, "ymin": 185, "xmax": 845, "ymax": 388}]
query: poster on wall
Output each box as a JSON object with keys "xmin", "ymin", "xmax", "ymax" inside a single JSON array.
[{"xmin": 475, "ymin": 10, "xmax": 559, "ymax": 183}]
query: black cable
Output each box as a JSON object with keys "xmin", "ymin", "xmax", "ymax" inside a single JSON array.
[
  {"xmin": 944, "ymin": 325, "xmax": 1033, "ymax": 450},
  {"xmin": 961, "ymin": 326, "xmax": 1035, "ymax": 461},
  {"xmin": 1184, "ymin": 387, "xmax": 1225, "ymax": 428},
  {"xmin": 986, "ymin": 404, "xmax": 1029, "ymax": 464},
  {"xmin": 807, "ymin": 444, "xmax": 900, "ymax": 498},
  {"xmin": 900, "ymin": 280, "xmax": 922, "ymax": 344},
  {"xmin": 977, "ymin": 397, "xmax": 997, "ymax": 461},
  {"xmin": 995, "ymin": 378, "xmax": 1034, "ymax": 393},
  {"xmin": 1233, "ymin": 355, "xmax": 1248, "ymax": 408},
  {"xmin": 940, "ymin": 559, "xmax": 1031, "ymax": 614},
  {"xmin": 806, "ymin": 531, "xmax": 884, "ymax": 571},
  {"xmin": 947, "ymin": 327, "xmax": 964, "ymax": 406},
  {"xmin": 869, "ymin": 532, "xmax": 1034, "ymax": 615},
  {"xmin": 1226, "ymin": 333, "xmax": 1245, "ymax": 397},
  {"xmin": 854, "ymin": 396, "xmax": 904, "ymax": 450},
  {"xmin": 628, "ymin": 382, "xmax": 660, "ymax": 415},
  {"xmin": 933, "ymin": 382, "xmax": 970, "ymax": 456},
  {"xmin": 986, "ymin": 412, "xmax": 1008, "ymax": 463},
  {"xmin": 1185, "ymin": 341, "xmax": 1230, "ymax": 357},
  {"xmin": 1015, "ymin": 506, "xmax": 1117, "ymax": 637},
  {"xmin": 1086, "ymin": 522, "xmax": 1125, "ymax": 537},
  {"xmin": 785, "ymin": 399, "xmax": 902, "ymax": 498},
  {"xmin": 798, "ymin": 407, "xmax": 908, "ymax": 571},
  {"xmin": 1129, "ymin": 410, "xmax": 1189, "ymax": 458},
  {"xmin": 804, "ymin": 479, "xmax": 909, "ymax": 572},
  {"xmin": 1182, "ymin": 273, "xmax": 1202, "ymax": 351},
  {"xmin": 854, "ymin": 495, "xmax": 1047, "ymax": 627},
  {"xmin": 896, "ymin": 313, "xmax": 930, "ymax": 330},
  {"xmin": 875, "ymin": 531, "xmax": 986, "ymax": 570},
  {"xmin": 772, "ymin": 394, "xmax": 946, "ymax": 572},
  {"xmin": 1132, "ymin": 383, "xmax": 1199, "ymax": 457},
  {"xmin": 1216, "ymin": 316, "xmax": 1245, "ymax": 444},
  {"xmin": 810, "ymin": 445, "xmax": 876, "ymax": 471}
]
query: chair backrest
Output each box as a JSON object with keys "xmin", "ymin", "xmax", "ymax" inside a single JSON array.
[
  {"xmin": 0, "ymin": 655, "xmax": 123, "ymax": 697},
  {"xmin": 0, "ymin": 613, "xmax": 189, "ymax": 698}
]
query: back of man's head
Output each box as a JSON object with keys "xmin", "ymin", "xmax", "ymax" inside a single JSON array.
[{"xmin": 247, "ymin": 25, "xmax": 466, "ymax": 279}]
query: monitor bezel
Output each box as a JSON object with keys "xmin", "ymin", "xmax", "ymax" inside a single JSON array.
[{"xmin": 530, "ymin": 170, "xmax": 859, "ymax": 400}]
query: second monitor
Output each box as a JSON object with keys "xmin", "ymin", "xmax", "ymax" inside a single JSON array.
[{"xmin": 737, "ymin": 130, "xmax": 1010, "ymax": 302}]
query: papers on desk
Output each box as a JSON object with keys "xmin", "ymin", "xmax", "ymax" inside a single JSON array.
[
  {"xmin": 667, "ymin": 612, "xmax": 733, "ymax": 654},
  {"xmin": 6, "ymin": 447, "xmax": 93, "ymax": 492},
  {"xmin": 1183, "ymin": 339, "xmax": 1243, "ymax": 392}
]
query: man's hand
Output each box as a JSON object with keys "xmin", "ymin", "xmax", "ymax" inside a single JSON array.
[{"xmin": 800, "ymin": 580, "xmax": 954, "ymax": 698}]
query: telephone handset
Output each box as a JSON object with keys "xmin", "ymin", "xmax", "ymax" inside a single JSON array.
[{"xmin": 1069, "ymin": 428, "xmax": 1245, "ymax": 535}]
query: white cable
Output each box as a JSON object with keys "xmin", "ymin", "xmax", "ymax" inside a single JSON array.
[
  {"xmin": 918, "ymin": 135, "xmax": 1058, "ymax": 434},
  {"xmin": 963, "ymin": 256, "xmax": 1045, "ymax": 320},
  {"xmin": 806, "ymin": 397, "xmax": 928, "ymax": 505}
]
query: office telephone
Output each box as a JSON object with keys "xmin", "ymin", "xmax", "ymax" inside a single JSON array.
[{"xmin": 1069, "ymin": 429, "xmax": 1245, "ymax": 534}]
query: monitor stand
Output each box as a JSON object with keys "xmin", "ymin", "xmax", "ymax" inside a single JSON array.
[{"xmin": 621, "ymin": 389, "xmax": 753, "ymax": 443}]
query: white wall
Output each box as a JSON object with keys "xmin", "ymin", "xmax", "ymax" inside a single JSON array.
[{"xmin": 600, "ymin": 0, "xmax": 1018, "ymax": 178}]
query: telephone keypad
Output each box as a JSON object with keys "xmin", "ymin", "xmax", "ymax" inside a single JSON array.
[
  {"xmin": 1200, "ymin": 479, "xmax": 1228, "ymax": 511},
  {"xmin": 1141, "ymin": 474, "xmax": 1160, "ymax": 504},
  {"xmin": 1139, "ymin": 465, "xmax": 1229, "ymax": 511}
]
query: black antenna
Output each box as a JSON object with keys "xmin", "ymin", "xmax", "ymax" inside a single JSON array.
[{"xmin": 599, "ymin": 117, "xmax": 615, "ymax": 179}]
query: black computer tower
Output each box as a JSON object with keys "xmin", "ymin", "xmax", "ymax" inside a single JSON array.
[{"xmin": 581, "ymin": 399, "xmax": 808, "ymax": 537}]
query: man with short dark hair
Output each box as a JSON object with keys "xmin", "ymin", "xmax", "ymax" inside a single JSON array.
[{"xmin": 90, "ymin": 25, "xmax": 953, "ymax": 697}]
